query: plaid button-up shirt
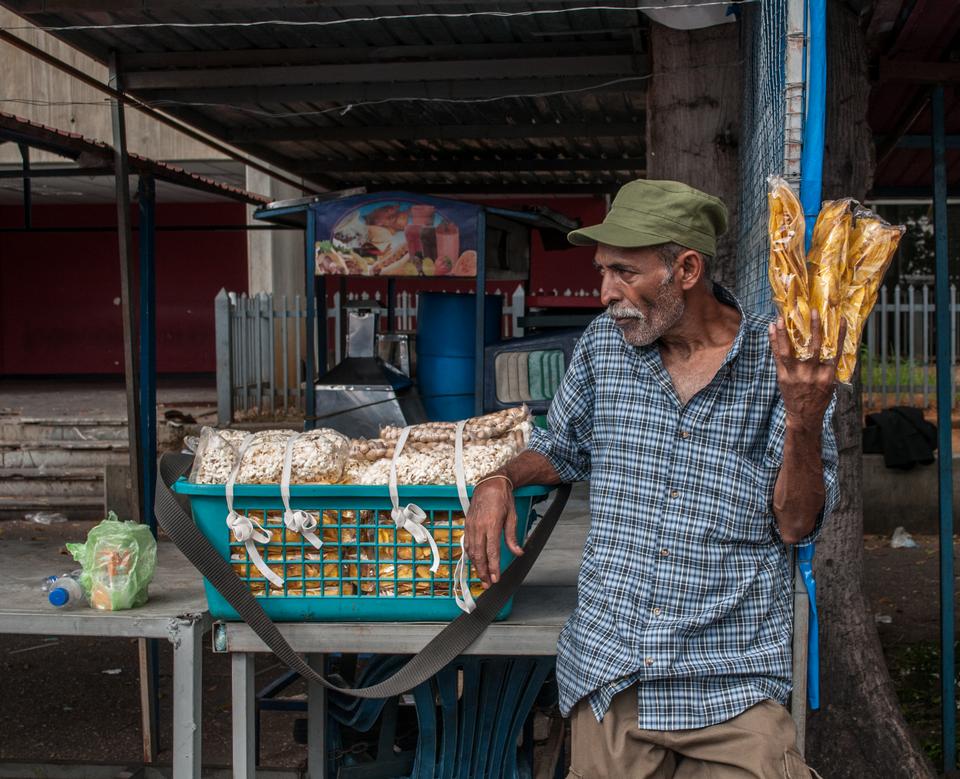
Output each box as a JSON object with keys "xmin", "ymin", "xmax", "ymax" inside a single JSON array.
[{"xmin": 526, "ymin": 287, "xmax": 839, "ymax": 730}]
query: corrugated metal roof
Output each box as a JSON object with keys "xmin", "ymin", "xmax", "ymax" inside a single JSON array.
[
  {"xmin": 0, "ymin": 110, "xmax": 270, "ymax": 203},
  {"xmin": 869, "ymin": 0, "xmax": 960, "ymax": 195},
  {"xmin": 0, "ymin": 0, "xmax": 651, "ymax": 193}
]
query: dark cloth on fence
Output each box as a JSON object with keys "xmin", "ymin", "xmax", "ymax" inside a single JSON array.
[{"xmin": 863, "ymin": 406, "xmax": 937, "ymax": 470}]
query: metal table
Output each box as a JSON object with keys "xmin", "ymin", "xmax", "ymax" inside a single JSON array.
[
  {"xmin": 218, "ymin": 490, "xmax": 590, "ymax": 779},
  {"xmin": 0, "ymin": 540, "xmax": 211, "ymax": 778}
]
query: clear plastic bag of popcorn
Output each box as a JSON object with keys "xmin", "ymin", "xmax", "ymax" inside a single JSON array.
[
  {"xmin": 234, "ymin": 430, "xmax": 295, "ymax": 484},
  {"xmin": 190, "ymin": 427, "xmax": 247, "ymax": 484},
  {"xmin": 288, "ymin": 428, "xmax": 351, "ymax": 484}
]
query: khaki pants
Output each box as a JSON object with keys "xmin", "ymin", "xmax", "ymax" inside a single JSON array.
[{"xmin": 567, "ymin": 685, "xmax": 819, "ymax": 779}]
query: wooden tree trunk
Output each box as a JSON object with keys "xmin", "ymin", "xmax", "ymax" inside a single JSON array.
[
  {"xmin": 804, "ymin": 3, "xmax": 935, "ymax": 776},
  {"xmin": 646, "ymin": 19, "xmax": 741, "ymax": 287}
]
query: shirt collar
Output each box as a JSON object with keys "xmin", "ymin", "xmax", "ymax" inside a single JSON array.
[{"xmin": 712, "ymin": 283, "xmax": 747, "ymax": 370}]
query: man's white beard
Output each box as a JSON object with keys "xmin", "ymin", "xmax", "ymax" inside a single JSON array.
[{"xmin": 607, "ymin": 276, "xmax": 685, "ymax": 346}]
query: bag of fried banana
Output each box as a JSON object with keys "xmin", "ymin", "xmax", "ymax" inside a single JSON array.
[
  {"xmin": 836, "ymin": 208, "xmax": 904, "ymax": 383},
  {"xmin": 767, "ymin": 178, "xmax": 904, "ymax": 384},
  {"xmin": 767, "ymin": 176, "xmax": 813, "ymax": 359}
]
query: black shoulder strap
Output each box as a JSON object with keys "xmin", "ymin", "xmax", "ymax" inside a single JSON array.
[{"xmin": 156, "ymin": 452, "xmax": 570, "ymax": 698}]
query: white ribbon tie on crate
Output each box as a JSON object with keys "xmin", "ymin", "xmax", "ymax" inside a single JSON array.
[
  {"xmin": 280, "ymin": 433, "xmax": 323, "ymax": 551},
  {"xmin": 453, "ymin": 419, "xmax": 477, "ymax": 614},
  {"xmin": 225, "ymin": 433, "xmax": 285, "ymax": 590},
  {"xmin": 389, "ymin": 426, "xmax": 441, "ymax": 573}
]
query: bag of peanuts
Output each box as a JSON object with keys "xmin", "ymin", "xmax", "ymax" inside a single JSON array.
[
  {"xmin": 188, "ymin": 407, "xmax": 531, "ymax": 487},
  {"xmin": 342, "ymin": 406, "xmax": 533, "ymax": 486}
]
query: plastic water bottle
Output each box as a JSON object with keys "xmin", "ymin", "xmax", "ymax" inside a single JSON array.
[
  {"xmin": 40, "ymin": 575, "xmax": 59, "ymax": 592},
  {"xmin": 47, "ymin": 572, "xmax": 86, "ymax": 609},
  {"xmin": 41, "ymin": 569, "xmax": 81, "ymax": 592}
]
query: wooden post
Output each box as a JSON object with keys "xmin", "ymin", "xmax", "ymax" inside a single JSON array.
[
  {"xmin": 108, "ymin": 51, "xmax": 142, "ymax": 522},
  {"xmin": 216, "ymin": 288, "xmax": 234, "ymax": 426},
  {"xmin": 18, "ymin": 143, "xmax": 31, "ymax": 229},
  {"xmin": 109, "ymin": 51, "xmax": 155, "ymax": 764}
]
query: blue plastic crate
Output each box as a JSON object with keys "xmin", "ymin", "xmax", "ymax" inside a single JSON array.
[{"xmin": 172, "ymin": 479, "xmax": 551, "ymax": 622}]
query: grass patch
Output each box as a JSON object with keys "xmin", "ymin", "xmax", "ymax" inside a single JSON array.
[
  {"xmin": 886, "ymin": 640, "xmax": 960, "ymax": 765},
  {"xmin": 861, "ymin": 359, "xmax": 937, "ymax": 390}
]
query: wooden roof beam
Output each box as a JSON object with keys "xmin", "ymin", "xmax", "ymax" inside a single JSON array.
[
  {"xmin": 228, "ymin": 121, "xmax": 645, "ymax": 144},
  {"xmin": 877, "ymin": 59, "xmax": 960, "ymax": 83},
  {"xmin": 400, "ymin": 183, "xmax": 624, "ymax": 196},
  {"xmin": 0, "ymin": 166, "xmax": 112, "ymax": 178},
  {"xmin": 876, "ymin": 134, "xmax": 960, "ymax": 149},
  {"xmin": 135, "ymin": 75, "xmax": 650, "ymax": 105},
  {"xmin": 9, "ymin": 0, "xmax": 633, "ymax": 11},
  {"xmin": 124, "ymin": 55, "xmax": 646, "ymax": 90},
  {"xmin": 121, "ymin": 41, "xmax": 638, "ymax": 71},
  {"xmin": 301, "ymin": 158, "xmax": 647, "ymax": 174}
]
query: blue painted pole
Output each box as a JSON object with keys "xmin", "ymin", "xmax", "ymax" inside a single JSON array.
[
  {"xmin": 932, "ymin": 84, "xmax": 956, "ymax": 772},
  {"xmin": 305, "ymin": 211, "xmax": 317, "ymax": 430},
  {"xmin": 137, "ymin": 175, "xmax": 157, "ymax": 536},
  {"xmin": 474, "ymin": 210, "xmax": 487, "ymax": 416},
  {"xmin": 798, "ymin": 0, "xmax": 826, "ymax": 246},
  {"xmin": 136, "ymin": 174, "xmax": 161, "ymax": 757},
  {"xmin": 796, "ymin": 0, "xmax": 827, "ymax": 713}
]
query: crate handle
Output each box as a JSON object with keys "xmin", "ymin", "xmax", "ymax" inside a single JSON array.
[
  {"xmin": 280, "ymin": 432, "xmax": 323, "ymax": 550},
  {"xmin": 453, "ymin": 419, "xmax": 476, "ymax": 614},
  {"xmin": 388, "ymin": 425, "xmax": 441, "ymax": 572},
  {"xmin": 157, "ymin": 451, "xmax": 570, "ymax": 699},
  {"xmin": 226, "ymin": 434, "xmax": 284, "ymax": 590}
]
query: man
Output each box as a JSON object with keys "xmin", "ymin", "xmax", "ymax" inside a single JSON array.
[{"xmin": 464, "ymin": 179, "xmax": 839, "ymax": 778}]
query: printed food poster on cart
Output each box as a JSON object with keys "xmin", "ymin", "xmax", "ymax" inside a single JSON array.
[{"xmin": 312, "ymin": 192, "xmax": 481, "ymax": 277}]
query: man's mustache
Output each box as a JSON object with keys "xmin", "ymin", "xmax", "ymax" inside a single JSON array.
[{"xmin": 607, "ymin": 305, "xmax": 645, "ymax": 320}]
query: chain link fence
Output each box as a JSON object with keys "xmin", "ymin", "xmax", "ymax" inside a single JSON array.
[{"xmin": 736, "ymin": 0, "xmax": 805, "ymax": 314}]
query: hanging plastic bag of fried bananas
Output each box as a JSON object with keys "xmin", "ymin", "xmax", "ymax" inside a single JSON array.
[
  {"xmin": 836, "ymin": 208, "xmax": 904, "ymax": 384},
  {"xmin": 807, "ymin": 198, "xmax": 855, "ymax": 361},
  {"xmin": 767, "ymin": 176, "xmax": 813, "ymax": 359}
]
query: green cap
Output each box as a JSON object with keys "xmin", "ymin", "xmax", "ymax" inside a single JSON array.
[{"xmin": 567, "ymin": 179, "xmax": 728, "ymax": 256}]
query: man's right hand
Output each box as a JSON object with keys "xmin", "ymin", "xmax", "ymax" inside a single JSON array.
[{"xmin": 464, "ymin": 478, "xmax": 523, "ymax": 588}]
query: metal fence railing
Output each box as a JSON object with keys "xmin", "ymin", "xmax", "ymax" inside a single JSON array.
[
  {"xmin": 215, "ymin": 285, "xmax": 527, "ymax": 424},
  {"xmin": 861, "ymin": 283, "xmax": 957, "ymax": 410},
  {"xmin": 214, "ymin": 280, "xmax": 951, "ymax": 422}
]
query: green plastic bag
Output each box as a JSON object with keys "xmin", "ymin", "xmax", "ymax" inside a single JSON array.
[{"xmin": 66, "ymin": 511, "xmax": 158, "ymax": 611}]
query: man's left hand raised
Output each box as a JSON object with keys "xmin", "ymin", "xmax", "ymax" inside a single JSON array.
[
  {"xmin": 768, "ymin": 309, "xmax": 844, "ymax": 544},
  {"xmin": 768, "ymin": 309, "xmax": 845, "ymax": 432}
]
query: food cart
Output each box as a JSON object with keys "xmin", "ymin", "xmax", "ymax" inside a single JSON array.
[{"xmin": 253, "ymin": 190, "xmax": 579, "ymax": 434}]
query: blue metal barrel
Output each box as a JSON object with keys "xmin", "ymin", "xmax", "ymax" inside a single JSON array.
[{"xmin": 416, "ymin": 292, "xmax": 502, "ymax": 421}]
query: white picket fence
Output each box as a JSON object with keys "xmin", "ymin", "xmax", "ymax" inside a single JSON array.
[
  {"xmin": 860, "ymin": 283, "xmax": 957, "ymax": 410},
  {"xmin": 215, "ymin": 281, "xmax": 951, "ymax": 422},
  {"xmin": 216, "ymin": 284, "xmax": 527, "ymax": 421}
]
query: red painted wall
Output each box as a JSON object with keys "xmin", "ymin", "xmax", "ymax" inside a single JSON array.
[
  {"xmin": 0, "ymin": 194, "xmax": 603, "ymax": 375},
  {"xmin": 0, "ymin": 202, "xmax": 247, "ymax": 375},
  {"xmin": 496, "ymin": 196, "xmax": 606, "ymax": 295}
]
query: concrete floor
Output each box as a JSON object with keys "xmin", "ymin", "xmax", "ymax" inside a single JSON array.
[{"xmin": 0, "ymin": 377, "xmax": 218, "ymax": 421}]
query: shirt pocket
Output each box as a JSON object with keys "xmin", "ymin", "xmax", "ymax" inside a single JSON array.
[{"xmin": 707, "ymin": 451, "xmax": 779, "ymax": 545}]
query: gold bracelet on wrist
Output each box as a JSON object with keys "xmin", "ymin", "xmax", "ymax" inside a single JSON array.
[{"xmin": 474, "ymin": 473, "xmax": 514, "ymax": 491}]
